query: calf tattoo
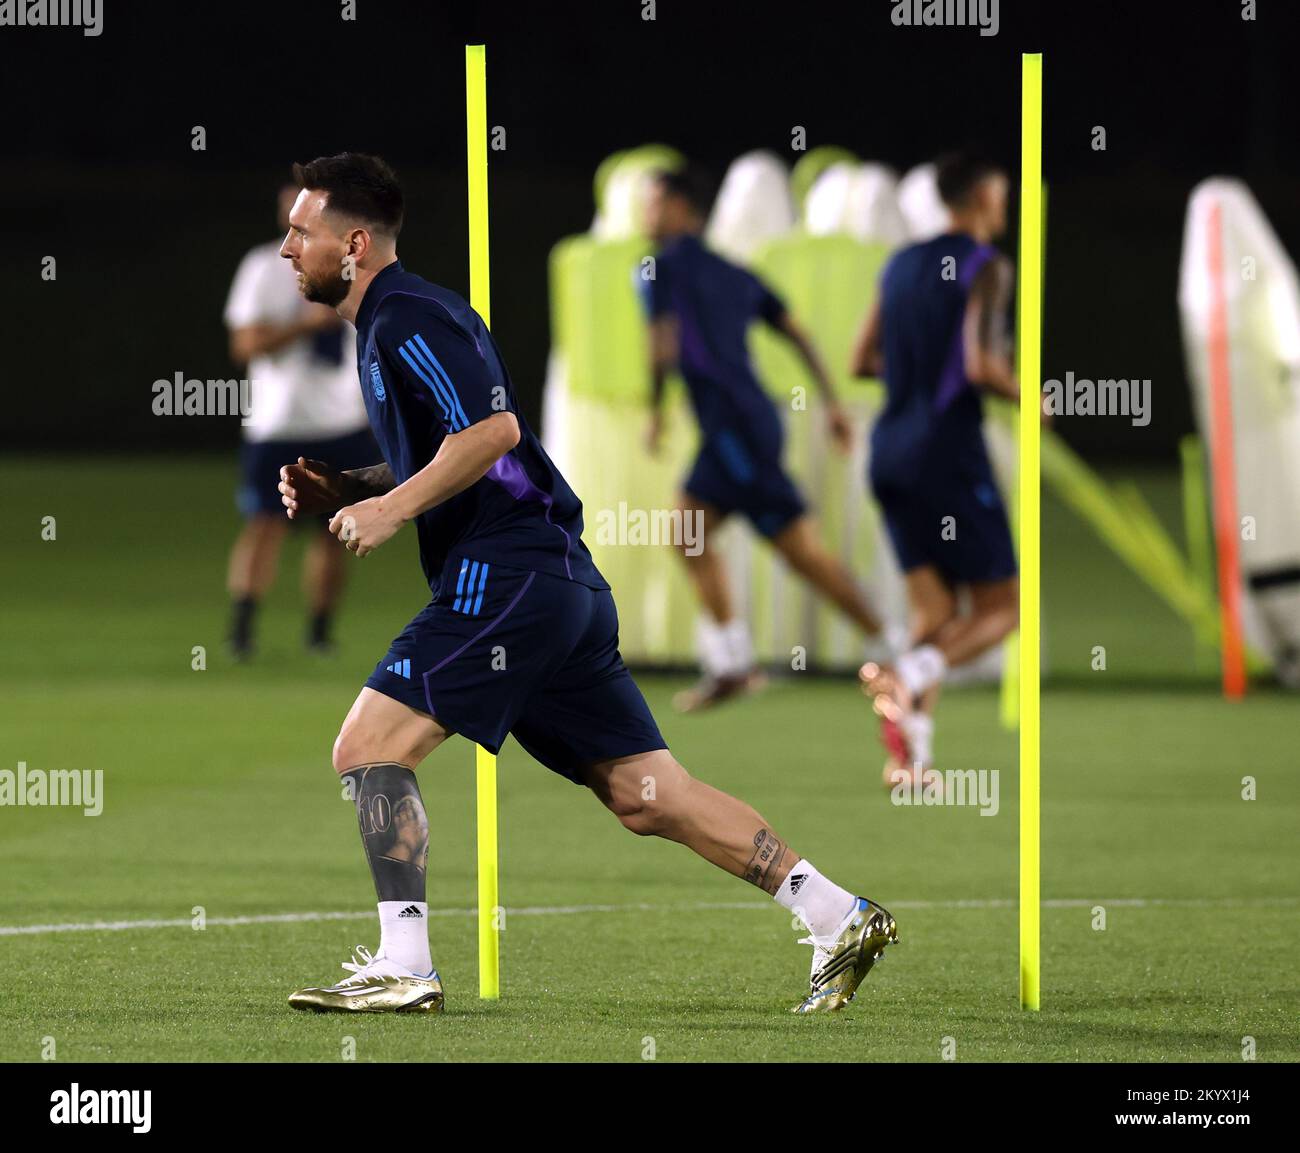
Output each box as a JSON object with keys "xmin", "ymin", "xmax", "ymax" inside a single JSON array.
[
  {"xmin": 342, "ymin": 763, "xmax": 429, "ymax": 903},
  {"xmin": 744, "ymin": 828, "xmax": 791, "ymax": 894}
]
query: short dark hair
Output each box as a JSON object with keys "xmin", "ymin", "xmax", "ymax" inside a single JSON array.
[
  {"xmin": 653, "ymin": 164, "xmax": 715, "ymax": 217},
  {"xmin": 292, "ymin": 152, "xmax": 404, "ymax": 238},
  {"xmin": 934, "ymin": 152, "xmax": 1004, "ymax": 209}
]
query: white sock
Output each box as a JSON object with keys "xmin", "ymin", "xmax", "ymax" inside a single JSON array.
[
  {"xmin": 774, "ymin": 860, "xmax": 857, "ymax": 940},
  {"xmin": 377, "ymin": 900, "xmax": 432, "ymax": 974},
  {"xmin": 695, "ymin": 617, "xmax": 731, "ymax": 678},
  {"xmin": 721, "ymin": 618, "xmax": 753, "ymax": 675},
  {"xmin": 896, "ymin": 644, "xmax": 947, "ymax": 698},
  {"xmin": 904, "ymin": 712, "xmax": 934, "ymax": 766}
]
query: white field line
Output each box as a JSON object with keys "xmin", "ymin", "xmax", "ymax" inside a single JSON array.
[{"xmin": 0, "ymin": 895, "xmax": 1296, "ymax": 937}]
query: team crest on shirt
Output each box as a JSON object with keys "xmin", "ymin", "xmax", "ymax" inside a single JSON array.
[{"xmin": 368, "ymin": 359, "xmax": 386, "ymax": 402}]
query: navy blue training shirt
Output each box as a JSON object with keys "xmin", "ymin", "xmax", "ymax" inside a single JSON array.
[
  {"xmin": 353, "ymin": 260, "xmax": 607, "ymax": 593},
  {"xmin": 870, "ymin": 233, "xmax": 1001, "ymax": 489},
  {"xmin": 640, "ymin": 234, "xmax": 788, "ymax": 441}
]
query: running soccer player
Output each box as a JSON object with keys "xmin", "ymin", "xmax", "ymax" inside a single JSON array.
[
  {"xmin": 640, "ymin": 167, "xmax": 883, "ymax": 712},
  {"xmin": 274, "ymin": 153, "xmax": 896, "ymax": 1015},
  {"xmin": 850, "ymin": 153, "xmax": 1020, "ymax": 787}
]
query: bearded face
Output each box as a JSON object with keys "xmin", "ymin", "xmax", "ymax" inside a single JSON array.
[{"xmin": 281, "ymin": 188, "xmax": 353, "ymax": 307}]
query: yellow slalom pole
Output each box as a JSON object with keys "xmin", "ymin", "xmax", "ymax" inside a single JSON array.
[
  {"xmin": 475, "ymin": 743, "xmax": 499, "ymax": 1000},
  {"xmin": 1018, "ymin": 52, "xmax": 1043, "ymax": 1012},
  {"xmin": 1000, "ymin": 184, "xmax": 1046, "ymax": 732},
  {"xmin": 466, "ymin": 43, "xmax": 500, "ymax": 1001},
  {"xmin": 467, "ymin": 44, "xmax": 491, "ymax": 330}
]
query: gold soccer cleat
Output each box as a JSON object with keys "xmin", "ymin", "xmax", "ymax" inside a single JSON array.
[
  {"xmin": 289, "ymin": 945, "xmax": 445, "ymax": 1014},
  {"xmin": 792, "ymin": 898, "xmax": 898, "ymax": 1014}
]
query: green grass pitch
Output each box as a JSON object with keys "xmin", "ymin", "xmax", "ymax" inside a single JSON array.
[{"xmin": 1, "ymin": 457, "xmax": 1296, "ymax": 1062}]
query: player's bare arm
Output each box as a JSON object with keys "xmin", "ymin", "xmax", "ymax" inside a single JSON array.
[
  {"xmin": 774, "ymin": 311, "xmax": 852, "ymax": 452},
  {"xmin": 645, "ymin": 314, "xmax": 678, "ymax": 455},
  {"xmin": 849, "ymin": 297, "xmax": 883, "ymax": 379},
  {"xmin": 328, "ymin": 411, "xmax": 521, "ymax": 556},
  {"xmin": 342, "ymin": 461, "xmax": 399, "ymax": 496},
  {"xmin": 278, "ymin": 457, "xmax": 396, "ymax": 519},
  {"xmin": 963, "ymin": 256, "xmax": 1018, "ymax": 399}
]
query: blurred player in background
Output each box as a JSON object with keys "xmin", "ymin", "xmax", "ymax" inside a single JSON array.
[
  {"xmin": 850, "ymin": 153, "xmax": 1020, "ymax": 788},
  {"xmin": 640, "ymin": 166, "xmax": 883, "ymax": 712},
  {"xmin": 224, "ymin": 184, "xmax": 375, "ymax": 659}
]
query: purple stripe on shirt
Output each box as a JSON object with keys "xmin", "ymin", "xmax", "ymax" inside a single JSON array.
[
  {"xmin": 960, "ymin": 243, "xmax": 999, "ymax": 290},
  {"xmin": 934, "ymin": 244, "xmax": 999, "ymax": 415},
  {"xmin": 486, "ymin": 453, "xmax": 574, "ymax": 579}
]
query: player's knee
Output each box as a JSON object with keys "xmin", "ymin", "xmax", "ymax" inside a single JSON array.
[
  {"xmin": 988, "ymin": 583, "xmax": 1019, "ymax": 633},
  {"xmin": 253, "ymin": 514, "xmax": 287, "ymax": 542},
  {"xmin": 976, "ymin": 597, "xmax": 1018, "ymax": 643},
  {"xmin": 331, "ymin": 730, "xmax": 355, "ymax": 775},
  {"xmin": 603, "ymin": 757, "xmax": 691, "ymax": 836},
  {"xmin": 603, "ymin": 783, "xmax": 669, "ymax": 836},
  {"xmin": 914, "ymin": 604, "xmax": 956, "ymax": 642},
  {"xmin": 779, "ymin": 543, "xmax": 816, "ymax": 577},
  {"xmin": 332, "ymin": 721, "xmax": 375, "ymax": 775},
  {"xmin": 996, "ymin": 600, "xmax": 1019, "ymax": 638},
  {"xmin": 615, "ymin": 801, "xmax": 663, "ymax": 837}
]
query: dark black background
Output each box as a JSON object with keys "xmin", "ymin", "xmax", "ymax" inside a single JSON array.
[{"xmin": 2, "ymin": 0, "xmax": 1296, "ymax": 459}]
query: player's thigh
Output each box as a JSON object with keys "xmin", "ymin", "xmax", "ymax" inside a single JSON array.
[
  {"xmin": 510, "ymin": 588, "xmax": 668, "ymax": 790},
  {"xmin": 676, "ymin": 491, "xmax": 727, "ymax": 556},
  {"xmin": 304, "ymin": 520, "xmax": 340, "ymax": 553},
  {"xmin": 905, "ymin": 565, "xmax": 958, "ymax": 640},
  {"xmin": 243, "ymin": 512, "xmax": 289, "ymax": 544},
  {"xmin": 769, "ymin": 512, "xmax": 828, "ymax": 568},
  {"xmin": 333, "ymin": 687, "xmax": 450, "ymax": 773}
]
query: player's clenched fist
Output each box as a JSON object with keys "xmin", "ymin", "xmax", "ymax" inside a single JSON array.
[
  {"xmin": 328, "ymin": 498, "xmax": 403, "ymax": 558},
  {"xmin": 279, "ymin": 457, "xmax": 348, "ymax": 519}
]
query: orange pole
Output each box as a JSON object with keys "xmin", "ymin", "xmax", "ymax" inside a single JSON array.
[{"xmin": 1205, "ymin": 200, "xmax": 1246, "ymax": 698}]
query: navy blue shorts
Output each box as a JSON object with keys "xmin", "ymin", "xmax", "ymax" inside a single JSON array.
[
  {"xmin": 872, "ymin": 472, "xmax": 1017, "ymax": 586},
  {"xmin": 365, "ymin": 558, "xmax": 667, "ymax": 785},
  {"xmin": 684, "ymin": 429, "xmax": 806, "ymax": 539},
  {"xmin": 238, "ymin": 428, "xmax": 377, "ymax": 519}
]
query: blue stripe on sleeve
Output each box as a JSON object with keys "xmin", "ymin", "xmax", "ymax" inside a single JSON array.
[
  {"xmin": 411, "ymin": 334, "xmax": 472, "ymax": 430},
  {"xmin": 398, "ymin": 340, "xmax": 463, "ymax": 431}
]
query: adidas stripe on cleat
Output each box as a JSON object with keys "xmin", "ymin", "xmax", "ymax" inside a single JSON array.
[{"xmin": 792, "ymin": 897, "xmax": 898, "ymax": 1014}]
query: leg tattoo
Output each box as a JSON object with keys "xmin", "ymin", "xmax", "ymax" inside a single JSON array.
[
  {"xmin": 744, "ymin": 828, "xmax": 791, "ymax": 894},
  {"xmin": 341, "ymin": 763, "xmax": 429, "ymax": 903}
]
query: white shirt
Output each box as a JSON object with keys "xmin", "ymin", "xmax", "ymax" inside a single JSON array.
[{"xmin": 224, "ymin": 240, "xmax": 369, "ymax": 442}]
